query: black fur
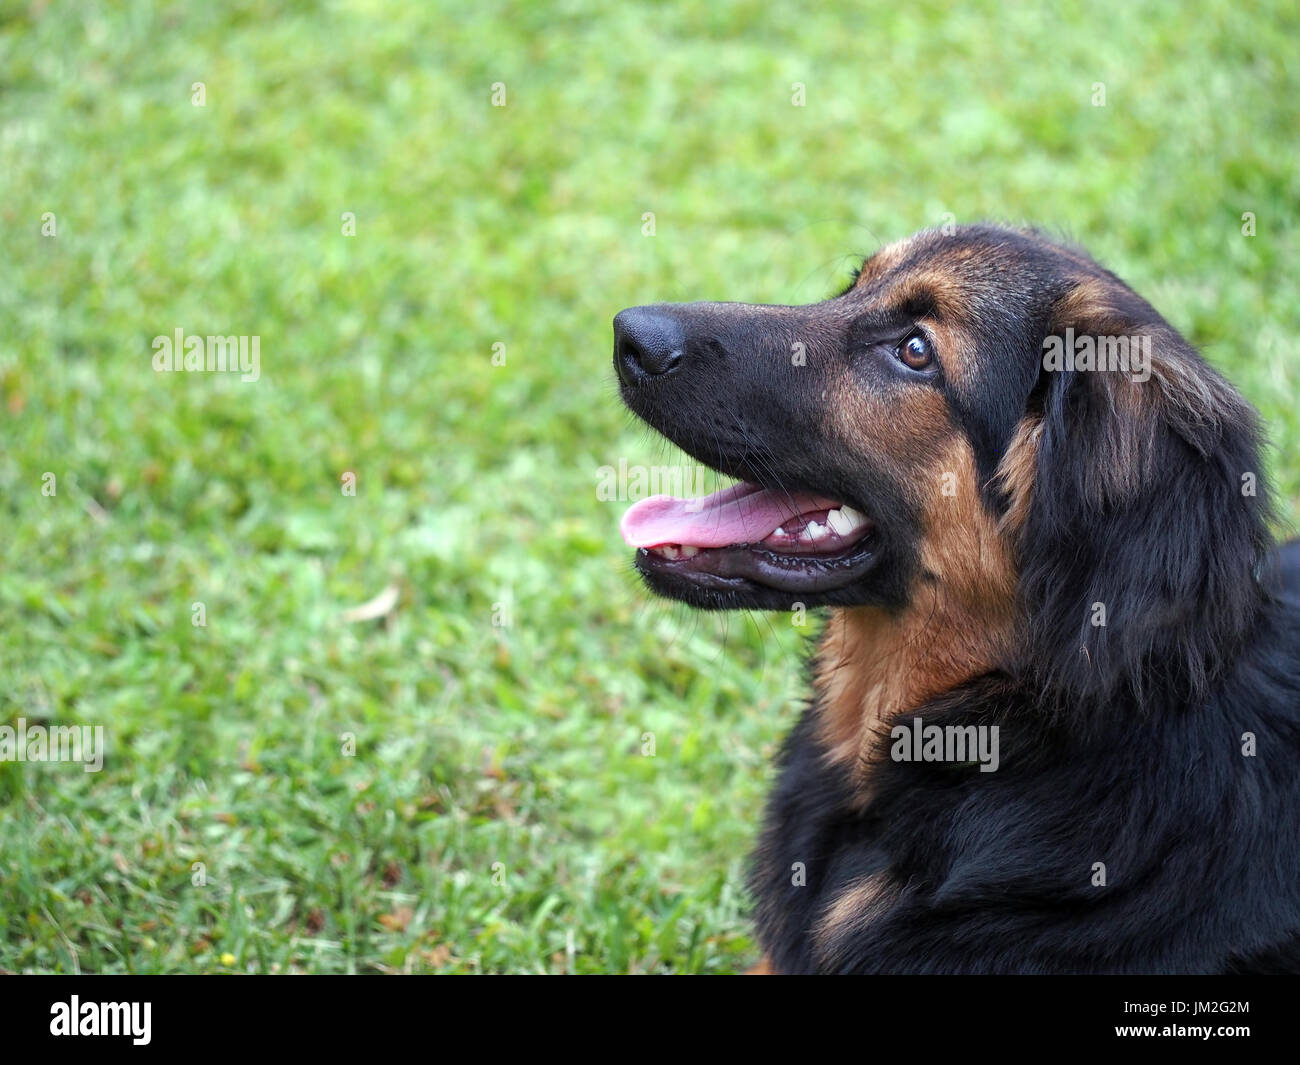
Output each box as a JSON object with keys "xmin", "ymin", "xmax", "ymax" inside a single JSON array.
[
  {"xmin": 616, "ymin": 224, "xmax": 1300, "ymax": 973},
  {"xmin": 755, "ymin": 573, "xmax": 1300, "ymax": 972}
]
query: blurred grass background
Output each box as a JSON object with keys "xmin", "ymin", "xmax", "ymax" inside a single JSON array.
[{"xmin": 0, "ymin": 0, "xmax": 1296, "ymax": 973}]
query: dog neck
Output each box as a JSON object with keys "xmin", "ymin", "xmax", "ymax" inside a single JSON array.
[
  {"xmin": 812, "ymin": 434, "xmax": 1027, "ymax": 777},
  {"xmin": 814, "ymin": 595, "xmax": 1014, "ymax": 776}
]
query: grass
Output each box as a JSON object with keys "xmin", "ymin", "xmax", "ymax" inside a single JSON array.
[{"xmin": 0, "ymin": 0, "xmax": 1296, "ymax": 973}]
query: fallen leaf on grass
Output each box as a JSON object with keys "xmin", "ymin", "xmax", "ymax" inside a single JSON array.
[{"xmin": 340, "ymin": 584, "xmax": 401, "ymax": 623}]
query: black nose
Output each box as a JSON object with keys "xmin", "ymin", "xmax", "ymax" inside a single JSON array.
[{"xmin": 613, "ymin": 307, "xmax": 685, "ymax": 384}]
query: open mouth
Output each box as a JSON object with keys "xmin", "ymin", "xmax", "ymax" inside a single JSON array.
[{"xmin": 620, "ymin": 480, "xmax": 878, "ymax": 595}]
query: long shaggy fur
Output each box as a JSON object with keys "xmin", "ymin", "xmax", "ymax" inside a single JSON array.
[{"xmin": 616, "ymin": 223, "xmax": 1300, "ymax": 973}]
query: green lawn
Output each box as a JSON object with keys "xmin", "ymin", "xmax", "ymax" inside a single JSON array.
[{"xmin": 0, "ymin": 0, "xmax": 1296, "ymax": 973}]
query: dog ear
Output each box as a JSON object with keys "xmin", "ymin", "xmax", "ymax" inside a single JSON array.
[{"xmin": 1004, "ymin": 277, "xmax": 1272, "ymax": 718}]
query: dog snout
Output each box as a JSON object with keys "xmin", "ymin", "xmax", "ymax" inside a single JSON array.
[{"xmin": 613, "ymin": 307, "xmax": 686, "ymax": 384}]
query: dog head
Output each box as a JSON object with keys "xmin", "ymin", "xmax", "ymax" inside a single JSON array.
[{"xmin": 615, "ymin": 224, "xmax": 1271, "ymax": 708}]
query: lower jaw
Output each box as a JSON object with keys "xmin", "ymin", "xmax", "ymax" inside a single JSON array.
[{"xmin": 633, "ymin": 535, "xmax": 878, "ymax": 600}]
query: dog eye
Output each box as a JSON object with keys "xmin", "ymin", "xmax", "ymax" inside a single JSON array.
[{"xmin": 896, "ymin": 331, "xmax": 935, "ymax": 371}]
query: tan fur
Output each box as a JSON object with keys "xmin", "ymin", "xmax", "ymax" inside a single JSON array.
[
  {"xmin": 995, "ymin": 415, "xmax": 1044, "ymax": 535},
  {"xmin": 833, "ymin": 378, "xmax": 952, "ymax": 478},
  {"xmin": 821, "ymin": 265, "xmax": 1023, "ymax": 779},
  {"xmin": 880, "ymin": 272, "xmax": 971, "ymax": 328},
  {"xmin": 816, "ymin": 439, "xmax": 1018, "ymax": 776},
  {"xmin": 852, "ymin": 236, "xmax": 916, "ymax": 290},
  {"xmin": 1050, "ymin": 276, "xmax": 1127, "ymax": 331},
  {"xmin": 922, "ymin": 315, "xmax": 979, "ymax": 387},
  {"xmin": 813, "ymin": 872, "xmax": 898, "ymax": 959}
]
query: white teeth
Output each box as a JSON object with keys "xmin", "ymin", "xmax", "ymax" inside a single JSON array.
[
  {"xmin": 680, "ymin": 545, "xmax": 700, "ymax": 558},
  {"xmin": 652, "ymin": 544, "xmax": 699, "ymax": 560},
  {"xmin": 826, "ymin": 505, "xmax": 870, "ymax": 537},
  {"xmin": 773, "ymin": 526, "xmax": 787, "ymax": 537},
  {"xmin": 655, "ymin": 545, "xmax": 681, "ymax": 559},
  {"xmin": 800, "ymin": 521, "xmax": 830, "ymax": 542},
  {"xmin": 825, "ymin": 509, "xmax": 853, "ymax": 536}
]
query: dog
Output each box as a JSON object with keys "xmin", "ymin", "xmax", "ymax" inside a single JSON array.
[{"xmin": 612, "ymin": 224, "xmax": 1300, "ymax": 974}]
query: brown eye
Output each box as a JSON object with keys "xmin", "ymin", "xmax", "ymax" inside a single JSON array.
[{"xmin": 897, "ymin": 332, "xmax": 935, "ymax": 371}]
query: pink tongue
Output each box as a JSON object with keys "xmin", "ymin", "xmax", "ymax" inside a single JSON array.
[{"xmin": 620, "ymin": 481, "xmax": 840, "ymax": 549}]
